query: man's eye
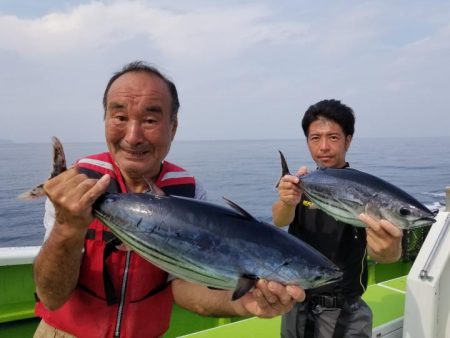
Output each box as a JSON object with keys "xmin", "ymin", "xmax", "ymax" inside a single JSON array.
[
  {"xmin": 144, "ymin": 118, "xmax": 157, "ymax": 124},
  {"xmin": 111, "ymin": 112, "xmax": 127, "ymax": 121}
]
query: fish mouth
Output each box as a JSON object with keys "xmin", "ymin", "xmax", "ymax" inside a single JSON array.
[{"xmin": 412, "ymin": 216, "xmax": 436, "ymax": 227}]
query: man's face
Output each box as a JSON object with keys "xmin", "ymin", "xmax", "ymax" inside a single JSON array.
[
  {"xmin": 104, "ymin": 71, "xmax": 177, "ymax": 183},
  {"xmin": 306, "ymin": 118, "xmax": 352, "ymax": 168}
]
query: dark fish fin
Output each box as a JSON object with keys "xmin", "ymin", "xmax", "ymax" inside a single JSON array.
[
  {"xmin": 50, "ymin": 136, "xmax": 67, "ymax": 178},
  {"xmin": 18, "ymin": 136, "xmax": 67, "ymax": 200},
  {"xmin": 276, "ymin": 150, "xmax": 291, "ymax": 188},
  {"xmin": 222, "ymin": 197, "xmax": 257, "ymax": 220},
  {"xmin": 17, "ymin": 183, "xmax": 45, "ymax": 200},
  {"xmin": 365, "ymin": 202, "xmax": 382, "ymax": 220},
  {"xmin": 232, "ymin": 275, "xmax": 259, "ymax": 301},
  {"xmin": 143, "ymin": 177, "xmax": 166, "ymax": 196}
]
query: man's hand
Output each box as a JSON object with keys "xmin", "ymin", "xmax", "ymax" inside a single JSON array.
[
  {"xmin": 277, "ymin": 167, "xmax": 307, "ymax": 207},
  {"xmin": 237, "ymin": 280, "xmax": 305, "ymax": 318},
  {"xmin": 172, "ymin": 279, "xmax": 304, "ymax": 319},
  {"xmin": 360, "ymin": 214, "xmax": 403, "ymax": 263},
  {"xmin": 44, "ymin": 168, "xmax": 110, "ymax": 235},
  {"xmin": 272, "ymin": 167, "xmax": 307, "ymax": 227}
]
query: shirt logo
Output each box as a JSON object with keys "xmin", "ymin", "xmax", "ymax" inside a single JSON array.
[{"xmin": 303, "ymin": 200, "xmax": 317, "ymax": 209}]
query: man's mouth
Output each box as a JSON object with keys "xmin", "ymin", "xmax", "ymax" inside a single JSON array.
[
  {"xmin": 122, "ymin": 148, "xmax": 149, "ymax": 157},
  {"xmin": 318, "ymin": 156, "xmax": 332, "ymax": 161}
]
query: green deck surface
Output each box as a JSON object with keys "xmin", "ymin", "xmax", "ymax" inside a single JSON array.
[
  {"xmin": 363, "ymin": 276, "xmax": 406, "ymax": 327},
  {"xmin": 180, "ymin": 317, "xmax": 280, "ymax": 338},
  {"xmin": 0, "ymin": 261, "xmax": 408, "ymax": 337},
  {"xmin": 179, "ymin": 276, "xmax": 407, "ymax": 337},
  {"xmin": 0, "ymin": 265, "xmax": 36, "ymax": 323}
]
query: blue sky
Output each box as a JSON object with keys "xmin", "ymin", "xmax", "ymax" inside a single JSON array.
[{"xmin": 1, "ymin": 0, "xmax": 449, "ymax": 143}]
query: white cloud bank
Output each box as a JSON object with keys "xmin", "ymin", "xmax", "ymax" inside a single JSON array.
[{"xmin": 0, "ymin": 1, "xmax": 449, "ymax": 142}]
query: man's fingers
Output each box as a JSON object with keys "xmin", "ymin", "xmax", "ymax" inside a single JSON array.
[
  {"xmin": 279, "ymin": 175, "xmax": 299, "ymax": 185},
  {"xmin": 266, "ymin": 282, "xmax": 291, "ymax": 305},
  {"xmin": 296, "ymin": 166, "xmax": 308, "ymax": 177},
  {"xmin": 79, "ymin": 174, "xmax": 110, "ymax": 206},
  {"xmin": 256, "ymin": 279, "xmax": 278, "ymax": 305},
  {"xmin": 379, "ymin": 219, "xmax": 403, "ymax": 238},
  {"xmin": 359, "ymin": 213, "xmax": 380, "ymax": 231},
  {"xmin": 360, "ymin": 214, "xmax": 403, "ymax": 238},
  {"xmin": 286, "ymin": 285, "xmax": 305, "ymax": 302}
]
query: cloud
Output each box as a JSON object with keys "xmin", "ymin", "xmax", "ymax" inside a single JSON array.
[
  {"xmin": 0, "ymin": 0, "xmax": 449, "ymax": 142},
  {"xmin": 314, "ymin": 2, "xmax": 385, "ymax": 55},
  {"xmin": 0, "ymin": 1, "xmax": 309, "ymax": 62}
]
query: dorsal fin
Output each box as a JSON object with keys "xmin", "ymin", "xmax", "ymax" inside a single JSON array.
[{"xmin": 222, "ymin": 197, "xmax": 256, "ymax": 220}]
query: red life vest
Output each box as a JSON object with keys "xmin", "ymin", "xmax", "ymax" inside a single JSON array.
[{"xmin": 35, "ymin": 152, "xmax": 197, "ymax": 338}]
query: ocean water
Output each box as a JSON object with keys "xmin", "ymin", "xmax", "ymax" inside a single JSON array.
[{"xmin": 1, "ymin": 137, "xmax": 449, "ymax": 247}]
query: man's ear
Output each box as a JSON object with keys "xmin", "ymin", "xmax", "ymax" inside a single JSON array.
[
  {"xmin": 171, "ymin": 118, "xmax": 178, "ymax": 141},
  {"xmin": 345, "ymin": 134, "xmax": 352, "ymax": 151}
]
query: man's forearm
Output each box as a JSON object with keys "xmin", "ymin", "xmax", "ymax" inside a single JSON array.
[
  {"xmin": 367, "ymin": 242, "xmax": 402, "ymax": 264},
  {"xmin": 34, "ymin": 224, "xmax": 86, "ymax": 310},
  {"xmin": 272, "ymin": 200, "xmax": 296, "ymax": 227},
  {"xmin": 172, "ymin": 279, "xmax": 249, "ymax": 317}
]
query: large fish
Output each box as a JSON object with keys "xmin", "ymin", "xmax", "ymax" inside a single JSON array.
[
  {"xmin": 20, "ymin": 137, "xmax": 342, "ymax": 300},
  {"xmin": 278, "ymin": 151, "xmax": 436, "ymax": 229}
]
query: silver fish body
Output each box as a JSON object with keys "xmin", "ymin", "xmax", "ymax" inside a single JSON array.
[
  {"xmin": 19, "ymin": 137, "xmax": 343, "ymax": 300},
  {"xmin": 279, "ymin": 151, "xmax": 436, "ymax": 229},
  {"xmin": 94, "ymin": 193, "xmax": 342, "ymax": 299}
]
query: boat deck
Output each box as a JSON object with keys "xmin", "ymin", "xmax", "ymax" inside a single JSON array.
[
  {"xmin": 0, "ymin": 253, "xmax": 409, "ymax": 338},
  {"xmin": 178, "ymin": 276, "xmax": 407, "ymax": 338},
  {"xmin": 0, "ymin": 244, "xmax": 413, "ymax": 338}
]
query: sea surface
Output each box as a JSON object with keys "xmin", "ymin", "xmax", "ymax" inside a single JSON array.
[{"xmin": 1, "ymin": 137, "xmax": 449, "ymax": 248}]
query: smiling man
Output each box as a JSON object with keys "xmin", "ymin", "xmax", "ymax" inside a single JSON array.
[
  {"xmin": 32, "ymin": 61, "xmax": 304, "ymax": 338},
  {"xmin": 272, "ymin": 99, "xmax": 403, "ymax": 338}
]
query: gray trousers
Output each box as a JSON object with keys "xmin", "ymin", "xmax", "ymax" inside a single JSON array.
[{"xmin": 281, "ymin": 298, "xmax": 372, "ymax": 338}]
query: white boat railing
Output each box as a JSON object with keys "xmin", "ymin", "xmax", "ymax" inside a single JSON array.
[{"xmin": 0, "ymin": 246, "xmax": 40, "ymax": 266}]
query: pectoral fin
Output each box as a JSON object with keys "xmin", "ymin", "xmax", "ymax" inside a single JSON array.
[
  {"xmin": 143, "ymin": 177, "xmax": 166, "ymax": 196},
  {"xmin": 232, "ymin": 275, "xmax": 259, "ymax": 301},
  {"xmin": 365, "ymin": 202, "xmax": 382, "ymax": 220},
  {"xmin": 207, "ymin": 286, "xmax": 225, "ymax": 291}
]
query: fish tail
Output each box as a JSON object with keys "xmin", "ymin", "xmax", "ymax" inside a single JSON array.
[
  {"xmin": 279, "ymin": 150, "xmax": 291, "ymax": 176},
  {"xmin": 17, "ymin": 136, "xmax": 67, "ymax": 200},
  {"xmin": 50, "ymin": 136, "xmax": 67, "ymax": 178},
  {"xmin": 275, "ymin": 150, "xmax": 291, "ymax": 188}
]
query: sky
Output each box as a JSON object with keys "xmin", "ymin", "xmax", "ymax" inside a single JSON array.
[{"xmin": 1, "ymin": 0, "xmax": 449, "ymax": 143}]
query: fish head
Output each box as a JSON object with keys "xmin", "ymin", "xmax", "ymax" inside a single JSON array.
[
  {"xmin": 377, "ymin": 200, "xmax": 437, "ymax": 230},
  {"xmin": 276, "ymin": 253, "xmax": 343, "ymax": 290},
  {"xmin": 303, "ymin": 265, "xmax": 343, "ymax": 289}
]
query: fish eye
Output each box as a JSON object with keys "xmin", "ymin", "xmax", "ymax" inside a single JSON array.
[{"xmin": 399, "ymin": 207, "xmax": 411, "ymax": 216}]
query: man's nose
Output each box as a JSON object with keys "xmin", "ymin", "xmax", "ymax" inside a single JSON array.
[
  {"xmin": 319, "ymin": 138, "xmax": 330, "ymax": 150},
  {"xmin": 124, "ymin": 120, "xmax": 144, "ymax": 145}
]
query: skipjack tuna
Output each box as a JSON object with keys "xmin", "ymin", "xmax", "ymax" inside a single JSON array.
[
  {"xmin": 277, "ymin": 151, "xmax": 436, "ymax": 230},
  {"xmin": 20, "ymin": 137, "xmax": 342, "ymax": 300}
]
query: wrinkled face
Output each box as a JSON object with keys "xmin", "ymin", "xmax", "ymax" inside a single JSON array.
[
  {"xmin": 104, "ymin": 71, "xmax": 177, "ymax": 184},
  {"xmin": 306, "ymin": 118, "xmax": 352, "ymax": 169}
]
